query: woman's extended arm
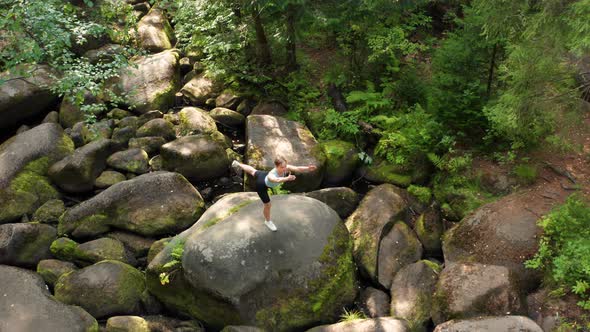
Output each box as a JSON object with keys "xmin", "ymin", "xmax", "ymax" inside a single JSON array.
[
  {"xmin": 267, "ymin": 173, "xmax": 296, "ymax": 183},
  {"xmin": 287, "ymin": 164, "xmax": 317, "ymax": 173}
]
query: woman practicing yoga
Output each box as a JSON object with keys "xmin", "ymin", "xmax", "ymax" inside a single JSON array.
[{"xmin": 231, "ymin": 156, "xmax": 317, "ymax": 231}]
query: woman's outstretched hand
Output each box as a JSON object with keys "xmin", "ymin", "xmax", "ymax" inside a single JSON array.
[
  {"xmin": 287, "ymin": 175, "xmax": 296, "ymax": 181},
  {"xmin": 307, "ymin": 165, "xmax": 317, "ymax": 172}
]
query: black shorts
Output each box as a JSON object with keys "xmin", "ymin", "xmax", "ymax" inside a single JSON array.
[{"xmin": 254, "ymin": 171, "xmax": 270, "ymax": 203}]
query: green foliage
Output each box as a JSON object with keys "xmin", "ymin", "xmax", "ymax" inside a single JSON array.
[
  {"xmin": 159, "ymin": 239, "xmax": 186, "ymax": 285},
  {"xmin": 407, "ymin": 185, "xmax": 432, "ymax": 204},
  {"xmin": 525, "ymin": 195, "xmax": 590, "ymax": 309},
  {"xmin": 513, "ymin": 164, "xmax": 537, "ymax": 185},
  {"xmin": 318, "ymin": 109, "xmax": 361, "ymax": 141},
  {"xmin": 0, "ymin": 0, "xmax": 138, "ymax": 115},
  {"xmin": 476, "ymin": 0, "xmax": 589, "ymax": 148},
  {"xmin": 339, "ymin": 308, "xmax": 366, "ymax": 322},
  {"xmin": 427, "ymin": 4, "xmax": 496, "ymax": 138},
  {"xmin": 373, "ymin": 104, "xmax": 445, "ymax": 167}
]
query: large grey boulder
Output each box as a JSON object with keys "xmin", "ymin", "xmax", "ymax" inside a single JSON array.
[
  {"xmin": 245, "ymin": 115, "xmax": 326, "ymax": 192},
  {"xmin": 107, "ymin": 148, "xmax": 150, "ymax": 174},
  {"xmin": 305, "ymin": 318, "xmax": 409, "ymax": 332},
  {"xmin": 250, "ymin": 100, "xmax": 288, "ymax": 116},
  {"xmin": 180, "ymin": 74, "xmax": 220, "ymax": 106},
  {"xmin": 442, "ymin": 190, "xmax": 548, "ymax": 290},
  {"xmin": 0, "ymin": 223, "xmax": 57, "ymax": 267},
  {"xmin": 160, "ymin": 135, "xmax": 230, "ymax": 181},
  {"xmin": 137, "ymin": 8, "xmax": 176, "ymax": 52},
  {"xmin": 136, "ymin": 118, "xmax": 176, "ymax": 140},
  {"xmin": 55, "ymin": 260, "xmax": 147, "ymax": 318},
  {"xmin": 176, "ymin": 106, "xmax": 218, "ymax": 136},
  {"xmin": 210, "ymin": 107, "xmax": 246, "ymax": 128},
  {"xmin": 0, "ymin": 265, "xmax": 97, "ymax": 332},
  {"xmin": 360, "ymin": 287, "xmax": 390, "ymax": 318},
  {"xmin": 147, "ymin": 193, "xmax": 357, "ymax": 331},
  {"xmin": 110, "ymin": 49, "xmax": 180, "ymax": 113},
  {"xmin": 378, "ymin": 221, "xmax": 423, "ymax": 289},
  {"xmin": 433, "ymin": 316, "xmax": 543, "ymax": 332},
  {"xmin": 303, "ymin": 187, "xmax": 360, "ymax": 219},
  {"xmin": 431, "ymin": 262, "xmax": 526, "ymax": 324},
  {"xmin": 48, "ymin": 138, "xmax": 113, "ymax": 193},
  {"xmin": 0, "ymin": 65, "xmax": 58, "ymax": 130},
  {"xmin": 58, "ymin": 171, "xmax": 205, "ymax": 238},
  {"xmin": 345, "ymin": 184, "xmax": 408, "ymax": 284},
  {"xmin": 390, "ymin": 260, "xmax": 440, "ymax": 331},
  {"xmin": 0, "ymin": 123, "xmax": 74, "ymax": 223}
]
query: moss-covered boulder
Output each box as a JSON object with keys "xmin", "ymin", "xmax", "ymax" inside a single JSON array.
[
  {"xmin": 414, "ymin": 203, "xmax": 443, "ymax": 255},
  {"xmin": 43, "ymin": 111, "xmax": 59, "ymax": 124},
  {"xmin": 0, "ymin": 123, "xmax": 74, "ymax": 223},
  {"xmin": 160, "ymin": 135, "xmax": 230, "ymax": 181},
  {"xmin": 180, "ymin": 74, "xmax": 221, "ymax": 106},
  {"xmin": 303, "ymin": 187, "xmax": 360, "ymax": 219},
  {"xmin": 70, "ymin": 122, "xmax": 91, "ymax": 148},
  {"xmin": 210, "ymin": 107, "xmax": 246, "ymax": 128},
  {"xmin": 0, "ymin": 265, "xmax": 97, "ymax": 332},
  {"xmin": 58, "ymin": 171, "xmax": 205, "ymax": 238},
  {"xmin": 95, "ymin": 170, "xmax": 127, "ymax": 188},
  {"xmin": 111, "ymin": 126, "xmax": 136, "ymax": 148},
  {"xmin": 0, "ymin": 64, "xmax": 58, "ymax": 130},
  {"xmin": 109, "ymin": 49, "xmax": 179, "ymax": 114},
  {"xmin": 442, "ymin": 190, "xmax": 546, "ymax": 291},
  {"xmin": 305, "ymin": 318, "xmax": 409, "ymax": 332},
  {"xmin": 33, "ymin": 199, "xmax": 65, "ymax": 223},
  {"xmin": 137, "ymin": 8, "xmax": 175, "ymax": 52},
  {"xmin": 215, "ymin": 90, "xmax": 242, "ymax": 109},
  {"xmin": 55, "ymin": 260, "xmax": 147, "ymax": 318},
  {"xmin": 48, "ymin": 138, "xmax": 114, "ymax": 193},
  {"xmin": 50, "ymin": 236, "xmax": 141, "ymax": 268},
  {"xmin": 107, "ymin": 231, "xmax": 155, "ymax": 258},
  {"xmin": 431, "ymin": 262, "xmax": 526, "ymax": 324},
  {"xmin": 136, "ymin": 118, "xmax": 176, "ymax": 141},
  {"xmin": 433, "ymin": 316, "xmax": 543, "ymax": 332},
  {"xmin": 378, "ymin": 221, "xmax": 423, "ymax": 289},
  {"xmin": 176, "ymin": 106, "xmax": 218, "ymax": 136},
  {"xmin": 147, "ymin": 193, "xmax": 357, "ymax": 331},
  {"xmin": 117, "ymin": 116, "xmax": 140, "ymax": 130},
  {"xmin": 245, "ymin": 115, "xmax": 326, "ymax": 192},
  {"xmin": 345, "ymin": 184, "xmax": 409, "ymax": 284},
  {"xmin": 221, "ymin": 326, "xmax": 265, "ymax": 332},
  {"xmin": 107, "ymin": 148, "xmax": 149, "ymax": 174},
  {"xmin": 128, "ymin": 136, "xmax": 167, "ymax": 156},
  {"xmin": 391, "ymin": 260, "xmax": 440, "ymax": 331},
  {"xmin": 359, "ymin": 287, "xmax": 390, "ymax": 318},
  {"xmin": 361, "ymin": 158, "xmax": 431, "ymax": 188},
  {"xmin": 250, "ymin": 100, "xmax": 288, "ymax": 116},
  {"xmin": 321, "ymin": 140, "xmax": 360, "ymax": 186},
  {"xmin": 37, "ymin": 259, "xmax": 78, "ymax": 288},
  {"xmin": 106, "ymin": 316, "xmax": 150, "ymax": 332},
  {"xmin": 0, "ymin": 223, "xmax": 57, "ymax": 267},
  {"xmin": 85, "ymin": 119, "xmax": 114, "ymax": 142}
]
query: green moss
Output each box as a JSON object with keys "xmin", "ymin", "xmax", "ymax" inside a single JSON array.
[
  {"xmin": 254, "ymin": 224, "xmax": 357, "ymax": 331},
  {"xmin": 59, "ymin": 213, "xmax": 109, "ymax": 237},
  {"xmin": 0, "ymin": 157, "xmax": 60, "ymax": 222},
  {"xmin": 321, "ymin": 140, "xmax": 357, "ymax": 174},
  {"xmin": 366, "ymin": 162, "xmax": 412, "ymax": 187},
  {"xmin": 16, "ymin": 227, "xmax": 56, "ymax": 264},
  {"xmin": 201, "ymin": 199, "xmax": 255, "ymax": 230},
  {"xmin": 50, "ymin": 237, "xmax": 87, "ymax": 263},
  {"xmin": 407, "ymin": 185, "xmax": 432, "ymax": 204}
]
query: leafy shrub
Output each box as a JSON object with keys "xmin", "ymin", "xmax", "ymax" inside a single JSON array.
[
  {"xmin": 525, "ymin": 195, "xmax": 590, "ymax": 309},
  {"xmin": 513, "ymin": 164, "xmax": 537, "ymax": 185},
  {"xmin": 407, "ymin": 185, "xmax": 432, "ymax": 204}
]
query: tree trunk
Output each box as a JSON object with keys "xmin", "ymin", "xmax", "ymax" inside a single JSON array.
[
  {"xmin": 285, "ymin": 3, "xmax": 298, "ymax": 71},
  {"xmin": 252, "ymin": 5, "xmax": 272, "ymax": 67}
]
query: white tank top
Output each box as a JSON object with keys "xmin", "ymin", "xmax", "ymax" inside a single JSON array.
[{"xmin": 264, "ymin": 168, "xmax": 286, "ymax": 188}]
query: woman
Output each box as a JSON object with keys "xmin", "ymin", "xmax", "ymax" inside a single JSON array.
[{"xmin": 231, "ymin": 156, "xmax": 317, "ymax": 231}]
